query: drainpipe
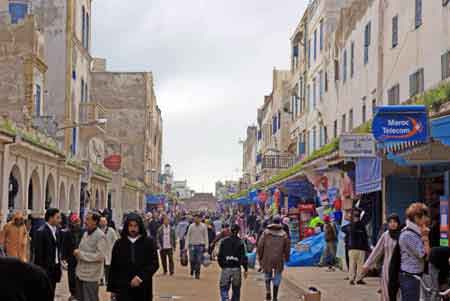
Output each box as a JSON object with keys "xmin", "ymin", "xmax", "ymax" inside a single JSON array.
[{"xmin": 376, "ymin": 0, "xmax": 386, "ymax": 221}]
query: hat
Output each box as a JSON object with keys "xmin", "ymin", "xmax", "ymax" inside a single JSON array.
[{"xmin": 323, "ymin": 215, "xmax": 331, "ymax": 223}]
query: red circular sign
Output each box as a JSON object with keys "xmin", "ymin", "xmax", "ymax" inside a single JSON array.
[{"xmin": 103, "ymin": 154, "xmax": 122, "ymax": 172}]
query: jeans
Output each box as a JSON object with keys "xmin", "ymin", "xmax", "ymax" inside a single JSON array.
[
  {"xmin": 265, "ymin": 270, "xmax": 283, "ymax": 287},
  {"xmin": 179, "ymin": 239, "xmax": 186, "ymax": 256},
  {"xmin": 220, "ymin": 268, "xmax": 242, "ymax": 301},
  {"xmin": 189, "ymin": 244, "xmax": 205, "ymax": 277},
  {"xmin": 400, "ymin": 273, "xmax": 421, "ymax": 301}
]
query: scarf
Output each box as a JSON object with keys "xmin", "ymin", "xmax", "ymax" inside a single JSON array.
[{"xmin": 388, "ymin": 229, "xmax": 401, "ymax": 240}]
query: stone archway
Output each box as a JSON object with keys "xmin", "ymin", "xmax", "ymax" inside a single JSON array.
[
  {"xmin": 69, "ymin": 184, "xmax": 76, "ymax": 212},
  {"xmin": 59, "ymin": 182, "xmax": 67, "ymax": 212},
  {"xmin": 45, "ymin": 173, "xmax": 56, "ymax": 209},
  {"xmin": 8, "ymin": 165, "xmax": 23, "ymax": 211},
  {"xmin": 28, "ymin": 170, "xmax": 41, "ymax": 211}
]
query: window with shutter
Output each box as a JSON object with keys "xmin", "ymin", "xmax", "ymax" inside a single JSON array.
[
  {"xmin": 441, "ymin": 51, "xmax": 450, "ymax": 80},
  {"xmin": 349, "ymin": 109, "xmax": 353, "ymax": 130},
  {"xmin": 333, "ymin": 120, "xmax": 338, "ymax": 138},
  {"xmin": 81, "ymin": 78, "xmax": 84, "ymax": 103},
  {"xmin": 415, "ymin": 0, "xmax": 422, "ymax": 28},
  {"xmin": 388, "ymin": 84, "xmax": 400, "ymax": 105},
  {"xmin": 343, "ymin": 49, "xmax": 347, "ymax": 82},
  {"xmin": 364, "ymin": 22, "xmax": 371, "ymax": 65},
  {"xmin": 313, "ymin": 78, "xmax": 316, "ymax": 108},
  {"xmin": 319, "ymin": 70, "xmax": 323, "ymax": 99},
  {"xmin": 410, "ymin": 68, "xmax": 424, "ymax": 97},
  {"xmin": 392, "ymin": 16, "xmax": 399, "ymax": 48},
  {"xmin": 342, "ymin": 114, "xmax": 346, "ymax": 133},
  {"xmin": 350, "ymin": 42, "xmax": 354, "ymax": 78},
  {"xmin": 362, "ymin": 104, "xmax": 366, "ymax": 123},
  {"xmin": 325, "ymin": 72, "xmax": 328, "ymax": 91},
  {"xmin": 320, "ymin": 20, "xmax": 324, "ymax": 51},
  {"xmin": 314, "ymin": 30, "xmax": 317, "ymax": 61},
  {"xmin": 35, "ymin": 84, "xmax": 41, "ymax": 117},
  {"xmin": 334, "ymin": 59, "xmax": 339, "ymax": 80}
]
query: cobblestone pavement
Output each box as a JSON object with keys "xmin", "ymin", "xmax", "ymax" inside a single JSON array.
[{"xmin": 56, "ymin": 260, "xmax": 301, "ymax": 301}]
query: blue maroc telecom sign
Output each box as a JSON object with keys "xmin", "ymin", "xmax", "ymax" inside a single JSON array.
[{"xmin": 372, "ymin": 105, "xmax": 429, "ymax": 143}]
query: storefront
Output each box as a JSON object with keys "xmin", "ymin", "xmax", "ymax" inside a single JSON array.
[{"xmin": 374, "ymin": 107, "xmax": 450, "ymax": 247}]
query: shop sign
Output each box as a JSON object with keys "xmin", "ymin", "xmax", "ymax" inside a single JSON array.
[
  {"xmin": 372, "ymin": 105, "xmax": 428, "ymax": 143},
  {"xmin": 339, "ymin": 134, "xmax": 376, "ymax": 157}
]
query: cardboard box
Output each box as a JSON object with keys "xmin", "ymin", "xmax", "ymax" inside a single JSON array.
[{"xmin": 302, "ymin": 291, "xmax": 321, "ymax": 301}]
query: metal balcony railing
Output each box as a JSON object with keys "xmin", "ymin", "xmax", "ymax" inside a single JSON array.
[{"xmin": 261, "ymin": 155, "xmax": 294, "ymax": 169}]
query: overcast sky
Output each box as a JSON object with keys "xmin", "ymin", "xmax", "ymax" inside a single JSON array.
[{"xmin": 92, "ymin": 0, "xmax": 307, "ymax": 193}]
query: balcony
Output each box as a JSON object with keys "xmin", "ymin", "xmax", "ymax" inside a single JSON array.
[
  {"xmin": 261, "ymin": 154, "xmax": 294, "ymax": 170},
  {"xmin": 79, "ymin": 102, "xmax": 106, "ymax": 140}
]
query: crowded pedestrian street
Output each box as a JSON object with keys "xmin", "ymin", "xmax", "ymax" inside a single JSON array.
[
  {"xmin": 55, "ymin": 258, "xmax": 301, "ymax": 301},
  {"xmin": 2, "ymin": 0, "xmax": 450, "ymax": 301}
]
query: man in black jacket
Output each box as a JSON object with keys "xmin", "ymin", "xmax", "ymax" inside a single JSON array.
[
  {"xmin": 341, "ymin": 209, "xmax": 369, "ymax": 285},
  {"xmin": 108, "ymin": 213, "xmax": 159, "ymax": 301},
  {"xmin": 34, "ymin": 208, "xmax": 62, "ymax": 298},
  {"xmin": 218, "ymin": 224, "xmax": 248, "ymax": 301},
  {"xmin": 62, "ymin": 213, "xmax": 83, "ymax": 301}
]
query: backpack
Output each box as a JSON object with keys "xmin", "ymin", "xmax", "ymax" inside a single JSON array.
[{"xmin": 388, "ymin": 228, "xmax": 421, "ymax": 301}]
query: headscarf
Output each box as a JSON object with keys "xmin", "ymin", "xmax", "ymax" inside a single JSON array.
[{"xmin": 387, "ymin": 214, "xmax": 401, "ymax": 240}]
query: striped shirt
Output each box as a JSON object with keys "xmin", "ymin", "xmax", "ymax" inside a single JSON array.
[{"xmin": 399, "ymin": 220, "xmax": 425, "ymax": 274}]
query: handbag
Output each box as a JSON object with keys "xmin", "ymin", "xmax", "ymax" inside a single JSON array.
[{"xmin": 180, "ymin": 249, "xmax": 188, "ymax": 267}]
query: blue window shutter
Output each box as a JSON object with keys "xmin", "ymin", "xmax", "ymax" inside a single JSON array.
[
  {"xmin": 71, "ymin": 128, "xmax": 77, "ymax": 155},
  {"xmin": 319, "ymin": 21, "xmax": 324, "ymax": 51},
  {"xmin": 81, "ymin": 79, "xmax": 84, "ymax": 103},
  {"xmin": 415, "ymin": 0, "xmax": 422, "ymax": 28},
  {"xmin": 9, "ymin": 3, "xmax": 28, "ymax": 24},
  {"xmin": 35, "ymin": 84, "xmax": 41, "ymax": 117},
  {"xmin": 293, "ymin": 46, "xmax": 299, "ymax": 57}
]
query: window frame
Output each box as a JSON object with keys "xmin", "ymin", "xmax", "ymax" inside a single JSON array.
[
  {"xmin": 388, "ymin": 84, "xmax": 400, "ymax": 105},
  {"xmin": 409, "ymin": 68, "xmax": 424, "ymax": 98},
  {"xmin": 392, "ymin": 15, "xmax": 399, "ymax": 48},
  {"xmin": 415, "ymin": 0, "xmax": 422, "ymax": 29},
  {"xmin": 35, "ymin": 84, "xmax": 41, "ymax": 117}
]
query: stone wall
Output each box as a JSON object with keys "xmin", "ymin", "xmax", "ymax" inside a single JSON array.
[
  {"xmin": 0, "ymin": 15, "xmax": 43, "ymax": 126},
  {"xmin": 91, "ymin": 72, "xmax": 151, "ymax": 182}
]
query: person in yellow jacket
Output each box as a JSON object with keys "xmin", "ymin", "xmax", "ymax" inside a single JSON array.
[{"xmin": 3, "ymin": 211, "xmax": 28, "ymax": 262}]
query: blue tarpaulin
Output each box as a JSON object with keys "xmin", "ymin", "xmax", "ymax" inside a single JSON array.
[
  {"xmin": 282, "ymin": 180, "xmax": 316, "ymax": 200},
  {"xmin": 355, "ymin": 157, "xmax": 382, "ymax": 194},
  {"xmin": 431, "ymin": 115, "xmax": 450, "ymax": 146},
  {"xmin": 146, "ymin": 194, "xmax": 166, "ymax": 205},
  {"xmin": 286, "ymin": 233, "xmax": 325, "ymax": 267},
  {"xmin": 237, "ymin": 197, "xmax": 257, "ymax": 206}
]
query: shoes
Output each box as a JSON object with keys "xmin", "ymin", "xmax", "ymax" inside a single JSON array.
[
  {"xmin": 356, "ymin": 280, "xmax": 367, "ymax": 285},
  {"xmin": 195, "ymin": 274, "xmax": 200, "ymax": 280},
  {"xmin": 349, "ymin": 280, "xmax": 355, "ymax": 285},
  {"xmin": 265, "ymin": 293, "xmax": 272, "ymax": 301},
  {"xmin": 170, "ymin": 272, "xmax": 174, "ymax": 276}
]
